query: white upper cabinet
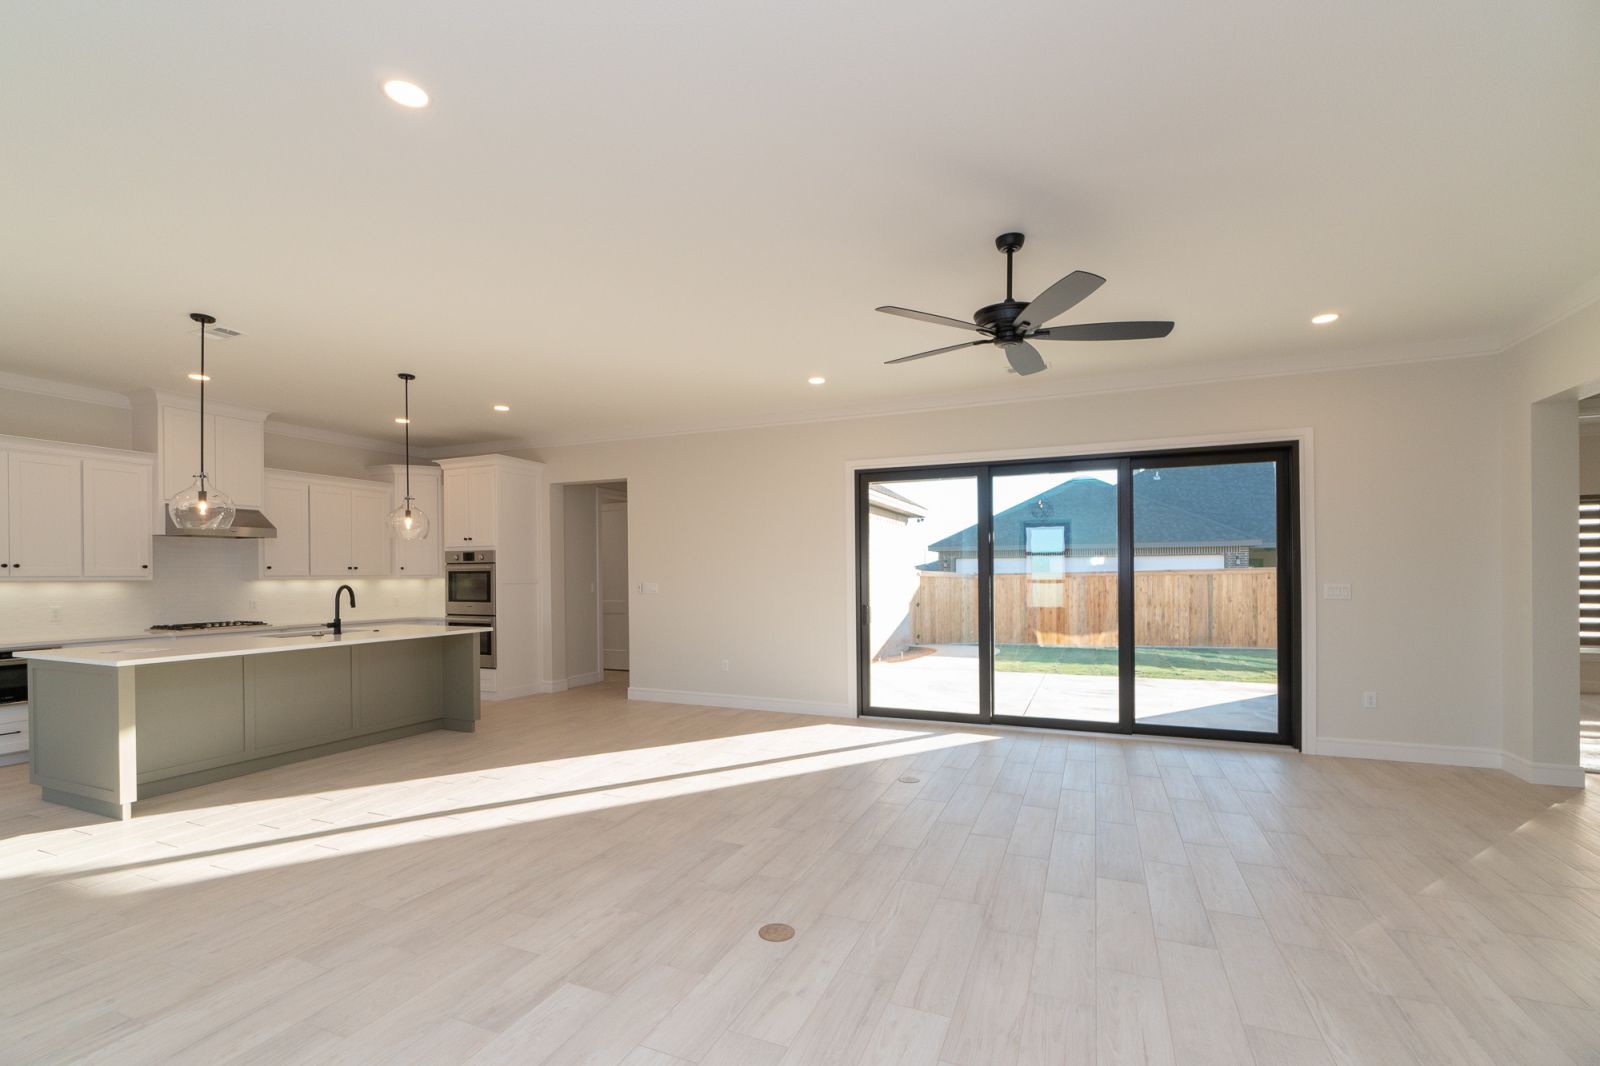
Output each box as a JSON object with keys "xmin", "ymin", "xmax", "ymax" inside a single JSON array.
[
  {"xmin": 0, "ymin": 453, "xmax": 9, "ymax": 574},
  {"xmin": 260, "ymin": 478, "xmax": 310, "ymax": 578},
  {"xmin": 0, "ymin": 438, "xmax": 153, "ymax": 582},
  {"xmin": 82, "ymin": 458, "xmax": 152, "ymax": 578},
  {"xmin": 308, "ymin": 484, "xmax": 353, "ymax": 576},
  {"xmin": 7, "ymin": 451, "xmax": 83, "ymax": 578},
  {"xmin": 376, "ymin": 465, "xmax": 442, "ymax": 577},
  {"xmin": 442, "ymin": 465, "xmax": 498, "ymax": 548},
  {"xmin": 348, "ymin": 488, "xmax": 390, "ymax": 575},
  {"xmin": 211, "ymin": 414, "xmax": 265, "ymax": 509},
  {"xmin": 306, "ymin": 480, "xmax": 391, "ymax": 577},
  {"xmin": 132, "ymin": 389, "xmax": 268, "ymax": 531}
]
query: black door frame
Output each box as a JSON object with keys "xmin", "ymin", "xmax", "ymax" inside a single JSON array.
[{"xmin": 855, "ymin": 441, "xmax": 1301, "ymax": 747}]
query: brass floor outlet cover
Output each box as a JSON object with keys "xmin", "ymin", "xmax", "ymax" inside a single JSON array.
[{"xmin": 758, "ymin": 923, "xmax": 795, "ymax": 942}]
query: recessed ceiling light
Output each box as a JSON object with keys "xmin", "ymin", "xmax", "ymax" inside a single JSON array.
[
  {"xmin": 1311, "ymin": 312, "xmax": 1340, "ymax": 325},
  {"xmin": 493, "ymin": 404, "xmax": 510, "ymax": 412},
  {"xmin": 394, "ymin": 417, "xmax": 410, "ymax": 424},
  {"xmin": 382, "ymin": 80, "xmax": 430, "ymax": 109},
  {"xmin": 807, "ymin": 376, "xmax": 826, "ymax": 385},
  {"xmin": 187, "ymin": 372, "xmax": 210, "ymax": 382}
]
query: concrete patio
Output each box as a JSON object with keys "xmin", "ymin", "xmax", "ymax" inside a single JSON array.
[{"xmin": 869, "ymin": 644, "xmax": 1279, "ymax": 732}]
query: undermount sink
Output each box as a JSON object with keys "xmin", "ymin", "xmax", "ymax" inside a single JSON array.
[{"xmin": 265, "ymin": 628, "xmax": 381, "ymax": 638}]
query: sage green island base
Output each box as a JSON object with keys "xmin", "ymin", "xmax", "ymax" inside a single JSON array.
[{"xmin": 19, "ymin": 626, "xmax": 483, "ymax": 820}]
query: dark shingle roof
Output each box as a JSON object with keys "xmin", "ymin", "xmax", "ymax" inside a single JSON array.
[{"xmin": 926, "ymin": 463, "xmax": 1276, "ymax": 554}]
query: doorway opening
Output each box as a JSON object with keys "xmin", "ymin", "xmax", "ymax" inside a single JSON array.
[
  {"xmin": 559, "ymin": 480, "xmax": 629, "ymax": 687},
  {"xmin": 1579, "ymin": 399, "xmax": 1600, "ymax": 772},
  {"xmin": 856, "ymin": 443, "xmax": 1300, "ymax": 746}
]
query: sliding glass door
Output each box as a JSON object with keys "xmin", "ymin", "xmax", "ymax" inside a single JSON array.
[
  {"xmin": 990, "ymin": 463, "xmax": 1124, "ymax": 729},
  {"xmin": 1132, "ymin": 455, "xmax": 1287, "ymax": 737},
  {"xmin": 860, "ymin": 471, "xmax": 986, "ymax": 720},
  {"xmin": 857, "ymin": 444, "xmax": 1298, "ymax": 745}
]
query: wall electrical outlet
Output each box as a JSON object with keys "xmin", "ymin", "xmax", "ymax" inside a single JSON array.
[
  {"xmin": 1362, "ymin": 691, "xmax": 1378, "ymax": 708},
  {"xmin": 1323, "ymin": 582, "xmax": 1352, "ymax": 600},
  {"xmin": 720, "ymin": 659, "xmax": 730, "ymax": 672},
  {"xmin": 48, "ymin": 605, "xmax": 63, "ymax": 622}
]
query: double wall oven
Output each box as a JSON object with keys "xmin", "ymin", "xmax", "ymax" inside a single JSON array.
[{"xmin": 446, "ymin": 550, "xmax": 497, "ymax": 668}]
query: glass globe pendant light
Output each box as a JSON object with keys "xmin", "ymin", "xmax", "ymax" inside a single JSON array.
[
  {"xmin": 387, "ymin": 372, "xmax": 430, "ymax": 541},
  {"xmin": 167, "ymin": 312, "xmax": 236, "ymax": 530}
]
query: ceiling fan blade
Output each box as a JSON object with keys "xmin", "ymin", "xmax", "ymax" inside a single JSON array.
[
  {"xmin": 1015, "ymin": 270, "xmax": 1105, "ymax": 330},
  {"xmin": 1005, "ymin": 342, "xmax": 1047, "ymax": 376},
  {"xmin": 1033, "ymin": 321, "xmax": 1175, "ymax": 341},
  {"xmin": 876, "ymin": 306, "xmax": 986, "ymax": 333},
  {"xmin": 884, "ymin": 339, "xmax": 990, "ymax": 365}
]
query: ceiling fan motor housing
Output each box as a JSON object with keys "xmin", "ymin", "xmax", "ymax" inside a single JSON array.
[{"xmin": 974, "ymin": 300, "xmax": 1029, "ymax": 343}]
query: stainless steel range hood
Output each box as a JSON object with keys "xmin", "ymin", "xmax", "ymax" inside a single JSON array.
[{"xmin": 160, "ymin": 508, "xmax": 277, "ymax": 538}]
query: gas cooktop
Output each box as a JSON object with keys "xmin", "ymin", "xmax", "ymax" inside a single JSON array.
[{"xmin": 148, "ymin": 620, "xmax": 270, "ymax": 632}]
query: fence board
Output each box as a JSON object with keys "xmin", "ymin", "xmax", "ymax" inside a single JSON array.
[{"xmin": 907, "ymin": 569, "xmax": 1277, "ymax": 649}]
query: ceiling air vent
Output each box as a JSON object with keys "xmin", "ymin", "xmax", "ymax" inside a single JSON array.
[{"xmin": 204, "ymin": 325, "xmax": 243, "ymax": 339}]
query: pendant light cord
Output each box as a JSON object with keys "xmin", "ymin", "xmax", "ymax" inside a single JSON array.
[
  {"xmin": 403, "ymin": 377, "xmax": 412, "ymax": 507},
  {"xmin": 197, "ymin": 322, "xmax": 206, "ymax": 487}
]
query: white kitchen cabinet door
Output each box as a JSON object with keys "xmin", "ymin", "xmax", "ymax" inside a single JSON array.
[
  {"xmin": 308, "ymin": 484, "xmax": 353, "ymax": 576},
  {"xmin": 442, "ymin": 468, "xmax": 473, "ymax": 548},
  {"xmin": 465, "ymin": 466, "xmax": 497, "ymax": 545},
  {"xmin": 159, "ymin": 405, "xmax": 203, "ymax": 506},
  {"xmin": 211, "ymin": 414, "xmax": 264, "ymax": 508},
  {"xmin": 393, "ymin": 471, "xmax": 441, "ymax": 576},
  {"xmin": 261, "ymin": 479, "xmax": 310, "ymax": 577},
  {"xmin": 347, "ymin": 488, "xmax": 390, "ymax": 576},
  {"xmin": 9, "ymin": 452, "xmax": 83, "ymax": 578},
  {"xmin": 82, "ymin": 459, "xmax": 152, "ymax": 578},
  {"xmin": 0, "ymin": 453, "xmax": 9, "ymax": 572}
]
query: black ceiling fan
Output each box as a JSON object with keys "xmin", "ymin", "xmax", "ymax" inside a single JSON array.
[{"xmin": 878, "ymin": 233, "xmax": 1174, "ymax": 376}]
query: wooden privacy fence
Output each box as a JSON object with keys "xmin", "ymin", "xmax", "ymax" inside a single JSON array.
[{"xmin": 910, "ymin": 569, "xmax": 1278, "ymax": 649}]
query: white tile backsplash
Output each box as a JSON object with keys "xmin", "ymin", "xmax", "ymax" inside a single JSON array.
[{"xmin": 0, "ymin": 537, "xmax": 444, "ymax": 646}]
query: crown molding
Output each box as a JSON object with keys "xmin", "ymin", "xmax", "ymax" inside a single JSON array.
[
  {"xmin": 0, "ymin": 370, "xmax": 130, "ymax": 409},
  {"xmin": 264, "ymin": 419, "xmax": 405, "ymax": 456},
  {"xmin": 1500, "ymin": 270, "xmax": 1600, "ymax": 353},
  {"xmin": 415, "ymin": 437, "xmax": 537, "ymax": 460}
]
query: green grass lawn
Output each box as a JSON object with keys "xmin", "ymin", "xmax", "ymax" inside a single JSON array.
[{"xmin": 994, "ymin": 644, "xmax": 1277, "ymax": 683}]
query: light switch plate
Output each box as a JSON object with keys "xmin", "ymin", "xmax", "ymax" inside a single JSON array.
[
  {"xmin": 1323, "ymin": 582, "xmax": 1352, "ymax": 600},
  {"xmin": 643, "ymin": 581, "xmax": 659, "ymax": 595}
]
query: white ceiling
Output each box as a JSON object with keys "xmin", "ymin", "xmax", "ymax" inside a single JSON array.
[{"xmin": 3, "ymin": 1, "xmax": 1598, "ymax": 447}]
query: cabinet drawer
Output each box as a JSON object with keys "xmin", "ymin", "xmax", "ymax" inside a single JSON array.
[
  {"xmin": 0, "ymin": 704, "xmax": 26, "ymax": 729},
  {"xmin": 0, "ymin": 719, "xmax": 27, "ymax": 755}
]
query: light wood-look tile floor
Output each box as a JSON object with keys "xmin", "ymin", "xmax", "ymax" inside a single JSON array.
[{"xmin": 3, "ymin": 675, "xmax": 1599, "ymax": 1065}]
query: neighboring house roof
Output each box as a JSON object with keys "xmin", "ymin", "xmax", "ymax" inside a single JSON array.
[
  {"xmin": 867, "ymin": 484, "xmax": 927, "ymax": 520},
  {"xmin": 926, "ymin": 464, "xmax": 1275, "ymax": 554}
]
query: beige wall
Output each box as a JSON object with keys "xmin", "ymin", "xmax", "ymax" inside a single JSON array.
[
  {"xmin": 519, "ymin": 354, "xmax": 1508, "ymax": 758},
  {"xmin": 1498, "ymin": 299, "xmax": 1600, "ymax": 777},
  {"xmin": 262, "ymin": 430, "xmax": 405, "ymax": 480},
  {"xmin": 0, "ymin": 388, "xmax": 132, "ymax": 449},
  {"xmin": 562, "ymin": 484, "xmax": 600, "ymax": 678}
]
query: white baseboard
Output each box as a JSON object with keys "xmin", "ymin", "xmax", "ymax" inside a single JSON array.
[
  {"xmin": 615, "ymin": 692, "xmax": 1590, "ymax": 787},
  {"xmin": 1314, "ymin": 737, "xmax": 1503, "ymax": 768},
  {"xmin": 482, "ymin": 680, "xmax": 553, "ymax": 701},
  {"xmin": 1318, "ymin": 736, "xmax": 1587, "ymax": 788},
  {"xmin": 627, "ymin": 686, "xmax": 853, "ymax": 719},
  {"xmin": 567, "ymin": 671, "xmax": 604, "ymax": 689},
  {"xmin": 1500, "ymin": 751, "xmax": 1589, "ymax": 788}
]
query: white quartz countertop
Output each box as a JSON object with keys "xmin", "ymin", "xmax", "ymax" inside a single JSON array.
[{"xmin": 15, "ymin": 624, "xmax": 489, "ymax": 668}]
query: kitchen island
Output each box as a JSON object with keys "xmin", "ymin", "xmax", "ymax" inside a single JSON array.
[{"xmin": 18, "ymin": 624, "xmax": 484, "ymax": 819}]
